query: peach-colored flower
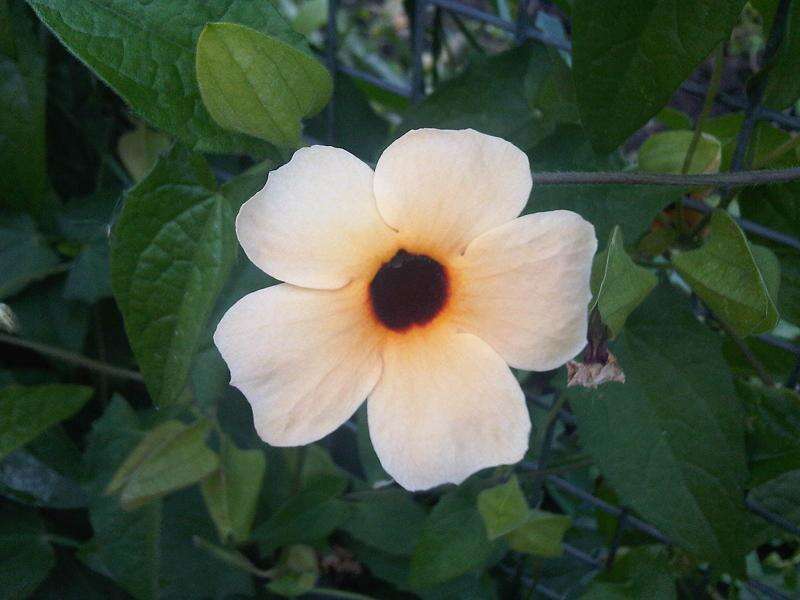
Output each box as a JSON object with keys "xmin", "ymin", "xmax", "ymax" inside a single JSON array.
[{"xmin": 214, "ymin": 129, "xmax": 596, "ymax": 491}]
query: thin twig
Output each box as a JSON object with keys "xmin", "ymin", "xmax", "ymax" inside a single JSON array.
[
  {"xmin": 0, "ymin": 333, "xmax": 144, "ymax": 383},
  {"xmin": 531, "ymin": 167, "xmax": 800, "ymax": 187}
]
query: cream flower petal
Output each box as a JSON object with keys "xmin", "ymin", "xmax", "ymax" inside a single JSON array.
[
  {"xmin": 213, "ymin": 282, "xmax": 383, "ymax": 445},
  {"xmin": 373, "ymin": 129, "xmax": 532, "ymax": 255},
  {"xmin": 237, "ymin": 146, "xmax": 397, "ymax": 290},
  {"xmin": 367, "ymin": 329, "xmax": 530, "ymax": 491},
  {"xmin": 451, "ymin": 210, "xmax": 597, "ymax": 371}
]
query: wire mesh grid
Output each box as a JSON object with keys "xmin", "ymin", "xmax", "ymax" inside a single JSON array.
[{"xmin": 323, "ymin": 0, "xmax": 800, "ymax": 598}]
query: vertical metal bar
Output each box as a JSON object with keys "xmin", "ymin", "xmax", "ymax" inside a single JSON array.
[
  {"xmin": 411, "ymin": 0, "xmax": 428, "ymax": 103},
  {"xmin": 325, "ymin": 0, "xmax": 339, "ymax": 144}
]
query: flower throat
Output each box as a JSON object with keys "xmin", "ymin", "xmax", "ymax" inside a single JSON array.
[{"xmin": 369, "ymin": 249, "xmax": 449, "ymax": 331}]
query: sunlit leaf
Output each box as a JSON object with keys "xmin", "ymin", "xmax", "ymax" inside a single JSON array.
[
  {"xmin": 638, "ymin": 130, "xmax": 721, "ymax": 175},
  {"xmin": 26, "ymin": 0, "xmax": 303, "ymax": 154},
  {"xmin": 505, "ymin": 509, "xmax": 571, "ymax": 558},
  {"xmin": 196, "ymin": 22, "xmax": 332, "ymax": 148},
  {"xmin": 201, "ymin": 435, "xmax": 266, "ymax": 543},
  {"xmin": 591, "ymin": 226, "xmax": 657, "ymax": 337},
  {"xmin": 106, "ymin": 419, "xmax": 218, "ymax": 510},
  {"xmin": 477, "ymin": 475, "xmax": 530, "ymax": 540}
]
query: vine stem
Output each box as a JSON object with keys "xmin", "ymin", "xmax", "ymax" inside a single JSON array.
[
  {"xmin": 0, "ymin": 333, "xmax": 144, "ymax": 383},
  {"xmin": 681, "ymin": 44, "xmax": 726, "ymax": 176},
  {"xmin": 676, "ymin": 43, "xmax": 726, "ymax": 233},
  {"xmin": 530, "ymin": 167, "xmax": 800, "ymax": 187}
]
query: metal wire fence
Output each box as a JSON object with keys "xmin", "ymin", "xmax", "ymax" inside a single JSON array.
[{"xmin": 324, "ymin": 0, "xmax": 800, "ymax": 598}]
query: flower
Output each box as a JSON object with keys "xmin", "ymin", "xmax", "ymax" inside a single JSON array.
[{"xmin": 214, "ymin": 128, "xmax": 597, "ymax": 491}]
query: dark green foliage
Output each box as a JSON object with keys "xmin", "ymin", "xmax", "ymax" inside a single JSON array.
[{"xmin": 2, "ymin": 0, "xmax": 799, "ymax": 598}]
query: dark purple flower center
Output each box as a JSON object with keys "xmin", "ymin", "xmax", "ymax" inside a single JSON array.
[{"xmin": 369, "ymin": 249, "xmax": 449, "ymax": 331}]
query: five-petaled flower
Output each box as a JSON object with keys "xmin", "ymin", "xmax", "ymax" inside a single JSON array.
[{"xmin": 214, "ymin": 128, "xmax": 597, "ymax": 491}]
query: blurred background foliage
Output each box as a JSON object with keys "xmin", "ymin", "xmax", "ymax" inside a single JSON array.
[{"xmin": 1, "ymin": 0, "xmax": 799, "ymax": 598}]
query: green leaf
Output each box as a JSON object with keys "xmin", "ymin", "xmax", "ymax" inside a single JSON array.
[
  {"xmin": 581, "ymin": 546, "xmax": 676, "ymax": 600},
  {"xmin": 0, "ymin": 449, "xmax": 88, "ymax": 508},
  {"xmin": 106, "ymin": 419, "xmax": 219, "ymax": 510},
  {"xmin": 776, "ymin": 253, "xmax": 800, "ymax": 325},
  {"xmin": 265, "ymin": 545, "xmax": 319, "ymax": 597},
  {"xmin": 529, "ymin": 125, "xmax": 681, "ymax": 242},
  {"xmin": 569, "ymin": 285, "xmax": 751, "ymax": 576},
  {"xmin": 266, "ymin": 572, "xmax": 317, "ymax": 598},
  {"xmin": 26, "ymin": 0, "xmax": 304, "ymax": 154},
  {"xmin": 748, "ymin": 469, "xmax": 800, "ymax": 527},
  {"xmin": 758, "ymin": 0, "xmax": 800, "ymax": 109},
  {"xmin": 673, "ymin": 210, "xmax": 780, "ymax": 337},
  {"xmin": 0, "ymin": 503, "xmax": 55, "ymax": 599},
  {"xmin": 737, "ymin": 381, "xmax": 800, "ymax": 486},
  {"xmin": 83, "ymin": 497, "xmax": 162, "ymax": 600},
  {"xmin": 118, "ymin": 122, "xmax": 172, "ymax": 183},
  {"xmin": 342, "ymin": 489, "xmax": 427, "ymax": 556},
  {"xmin": 590, "ymin": 226, "xmax": 657, "ymax": 337},
  {"xmin": 9, "ymin": 278, "xmax": 90, "ymax": 353},
  {"xmin": 723, "ymin": 335, "xmax": 797, "ymax": 382},
  {"xmin": 397, "ymin": 44, "xmax": 578, "ymax": 154},
  {"xmin": 63, "ymin": 238, "xmax": 112, "ymax": 305},
  {"xmin": 220, "ymin": 160, "xmax": 272, "ymax": 212},
  {"xmin": 0, "ymin": 0, "xmax": 49, "ymax": 218},
  {"xmin": 572, "ymin": 0, "xmax": 746, "ymax": 152},
  {"xmin": 196, "ymin": 22, "xmax": 332, "ymax": 149},
  {"xmin": 0, "ymin": 384, "xmax": 92, "ymax": 461},
  {"xmin": 739, "ymin": 124, "xmax": 800, "ymax": 242},
  {"xmin": 638, "ymin": 130, "xmax": 722, "ymax": 175},
  {"xmin": 477, "ymin": 475, "xmax": 530, "ymax": 540},
  {"xmin": 306, "ymin": 73, "xmax": 390, "ymax": 163},
  {"xmin": 409, "ymin": 486, "xmax": 495, "ymax": 588},
  {"xmin": 110, "ymin": 146, "xmax": 236, "ymax": 406},
  {"xmin": 702, "ymin": 113, "xmax": 746, "ymax": 171},
  {"xmin": 751, "ymin": 244, "xmax": 781, "ymax": 304},
  {"xmin": 201, "ymin": 435, "xmax": 266, "ymax": 543},
  {"xmin": 355, "ymin": 404, "xmax": 389, "ymax": 485},
  {"xmin": 254, "ymin": 474, "xmax": 350, "ymax": 553},
  {"xmin": 159, "ymin": 488, "xmax": 253, "ymax": 599},
  {"xmin": 0, "ymin": 212, "xmax": 60, "ymax": 299},
  {"xmin": 654, "ymin": 107, "xmax": 693, "ymax": 130},
  {"xmin": 505, "ymin": 509, "xmax": 571, "ymax": 558},
  {"xmin": 292, "ymin": 0, "xmax": 327, "ymax": 36},
  {"xmin": 80, "ymin": 395, "xmax": 161, "ymax": 600}
]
